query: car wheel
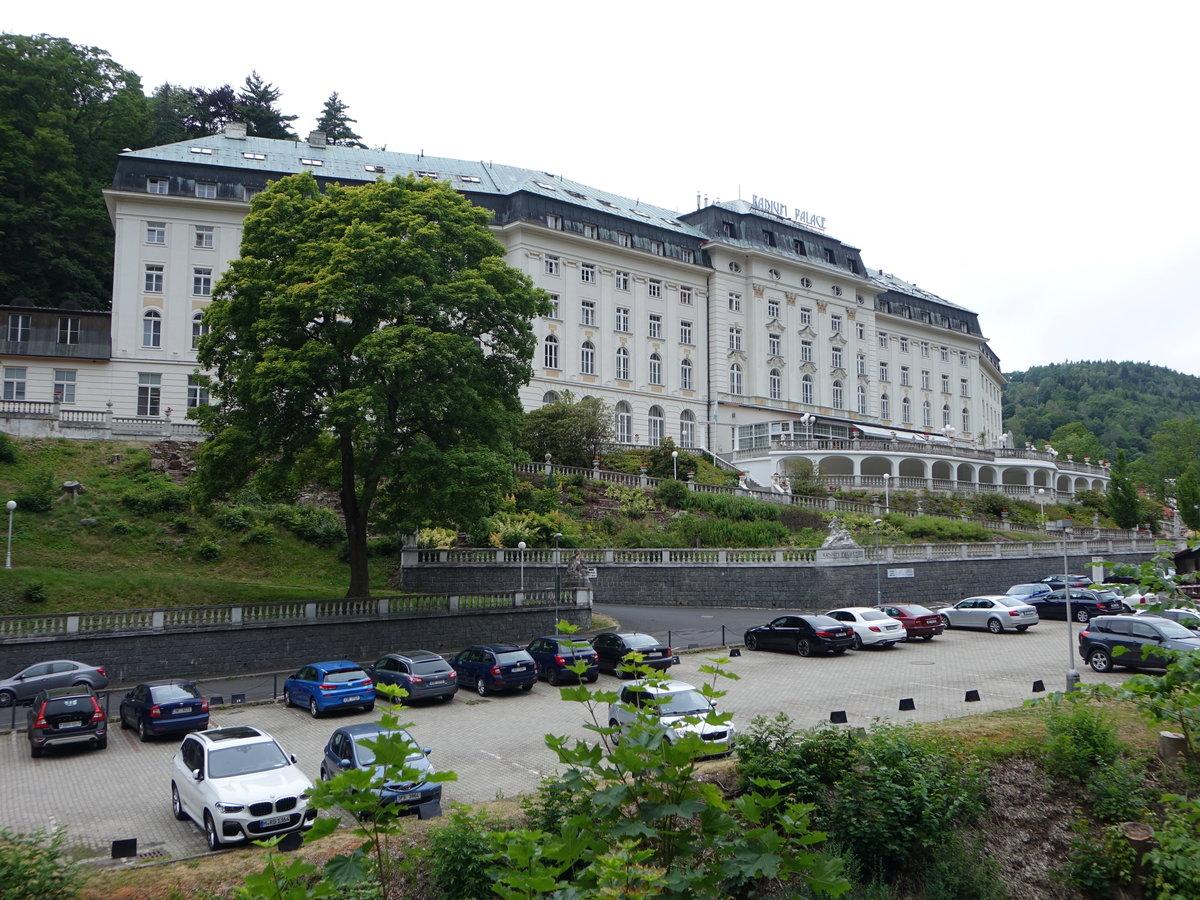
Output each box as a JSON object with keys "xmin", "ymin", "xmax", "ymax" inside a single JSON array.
[
  {"xmin": 441, "ymin": 692, "xmax": 455, "ymax": 701},
  {"xmin": 1088, "ymin": 648, "xmax": 1113, "ymax": 673},
  {"xmin": 852, "ymin": 633, "xmax": 864, "ymax": 650},
  {"xmin": 204, "ymin": 811, "xmax": 222, "ymax": 851},
  {"xmin": 745, "ymin": 634, "xmax": 759, "ymax": 651},
  {"xmin": 548, "ymin": 668, "xmax": 562, "ymax": 686},
  {"xmin": 95, "ymin": 737, "xmax": 107, "ymax": 750},
  {"xmin": 0, "ymin": 690, "xmax": 15, "ymax": 708},
  {"xmin": 921, "ymin": 634, "xmax": 934, "ymax": 641},
  {"xmin": 282, "ymin": 688, "xmax": 293, "ymax": 708},
  {"xmin": 520, "ymin": 682, "xmax": 534, "ymax": 692},
  {"xmin": 172, "ymin": 783, "xmax": 188, "ymax": 821},
  {"xmin": 987, "ymin": 618, "xmax": 1004, "ymax": 634},
  {"xmin": 119, "ymin": 709, "xmax": 130, "ymax": 730},
  {"xmin": 795, "ymin": 638, "xmax": 813, "ymax": 657},
  {"xmin": 30, "ymin": 743, "xmax": 42, "ymax": 759},
  {"xmin": 362, "ymin": 701, "xmax": 374, "ymax": 713},
  {"xmin": 586, "ymin": 672, "xmax": 599, "ymax": 684},
  {"xmin": 1075, "ymin": 608, "xmax": 1091, "ymax": 623},
  {"xmin": 1121, "ymin": 604, "xmax": 1133, "ymax": 614},
  {"xmin": 476, "ymin": 677, "xmax": 489, "ymax": 697},
  {"xmin": 940, "ymin": 614, "xmax": 952, "ymax": 629},
  {"xmin": 1016, "ymin": 625, "xmax": 1030, "ymax": 632},
  {"xmin": 138, "ymin": 718, "xmax": 152, "ymax": 743},
  {"xmin": 308, "ymin": 697, "xmax": 320, "ymax": 718},
  {"xmin": 608, "ymin": 718, "xmax": 621, "ymax": 746},
  {"xmin": 832, "ymin": 648, "xmax": 847, "ymax": 655}
]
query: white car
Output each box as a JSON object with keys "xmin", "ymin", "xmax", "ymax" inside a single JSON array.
[
  {"xmin": 824, "ymin": 607, "xmax": 906, "ymax": 649},
  {"xmin": 608, "ymin": 679, "xmax": 735, "ymax": 757},
  {"xmin": 171, "ymin": 725, "xmax": 317, "ymax": 850},
  {"xmin": 938, "ymin": 596, "xmax": 1039, "ymax": 633}
]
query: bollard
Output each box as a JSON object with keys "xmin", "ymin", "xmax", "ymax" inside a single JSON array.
[
  {"xmin": 898, "ymin": 698, "xmax": 915, "ymax": 711},
  {"xmin": 830, "ymin": 710, "xmax": 848, "ymax": 724},
  {"xmin": 964, "ymin": 690, "xmax": 980, "ymax": 702}
]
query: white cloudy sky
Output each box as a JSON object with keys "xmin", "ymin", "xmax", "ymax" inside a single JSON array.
[{"xmin": 7, "ymin": 1, "xmax": 1199, "ymax": 377}]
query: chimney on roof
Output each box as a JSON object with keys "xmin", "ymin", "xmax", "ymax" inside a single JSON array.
[
  {"xmin": 224, "ymin": 122, "xmax": 247, "ymax": 140},
  {"xmin": 307, "ymin": 131, "xmax": 327, "ymax": 148}
]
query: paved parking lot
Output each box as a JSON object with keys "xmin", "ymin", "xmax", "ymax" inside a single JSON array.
[{"xmin": 1, "ymin": 620, "xmax": 1133, "ymax": 864}]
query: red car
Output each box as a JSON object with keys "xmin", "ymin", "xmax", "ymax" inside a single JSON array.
[{"xmin": 874, "ymin": 604, "xmax": 945, "ymax": 641}]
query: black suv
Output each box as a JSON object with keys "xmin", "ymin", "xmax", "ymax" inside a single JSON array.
[
  {"xmin": 27, "ymin": 685, "xmax": 108, "ymax": 758},
  {"xmin": 450, "ymin": 644, "xmax": 538, "ymax": 696},
  {"xmin": 1078, "ymin": 614, "xmax": 1200, "ymax": 672}
]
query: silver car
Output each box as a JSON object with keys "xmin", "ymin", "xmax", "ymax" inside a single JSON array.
[
  {"xmin": 0, "ymin": 659, "xmax": 109, "ymax": 707},
  {"xmin": 939, "ymin": 596, "xmax": 1039, "ymax": 634},
  {"xmin": 608, "ymin": 679, "xmax": 735, "ymax": 757}
]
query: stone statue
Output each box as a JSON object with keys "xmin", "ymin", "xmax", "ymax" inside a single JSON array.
[
  {"xmin": 563, "ymin": 551, "xmax": 590, "ymax": 587},
  {"xmin": 821, "ymin": 516, "xmax": 860, "ymax": 549}
]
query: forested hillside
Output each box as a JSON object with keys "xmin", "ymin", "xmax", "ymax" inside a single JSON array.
[{"xmin": 1003, "ymin": 362, "xmax": 1200, "ymax": 459}]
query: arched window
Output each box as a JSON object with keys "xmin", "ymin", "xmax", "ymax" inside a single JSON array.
[
  {"xmin": 680, "ymin": 410, "xmax": 696, "ymax": 448},
  {"xmin": 581, "ymin": 340, "xmax": 595, "ymax": 375},
  {"xmin": 881, "ymin": 393, "xmax": 890, "ymax": 420},
  {"xmin": 648, "ymin": 406, "xmax": 665, "ymax": 444},
  {"xmin": 543, "ymin": 335, "xmax": 559, "ymax": 369},
  {"xmin": 680, "ymin": 357, "xmax": 693, "ymax": 391},
  {"xmin": 729, "ymin": 364, "xmax": 743, "ymax": 395},
  {"xmin": 649, "ymin": 352, "xmax": 663, "ymax": 385},
  {"xmin": 857, "ymin": 385, "xmax": 867, "ymax": 415},
  {"xmin": 801, "ymin": 374, "xmax": 813, "ymax": 405},
  {"xmin": 902, "ymin": 396, "xmax": 911, "ymax": 424},
  {"xmin": 142, "ymin": 310, "xmax": 162, "ymax": 348},
  {"xmin": 191, "ymin": 311, "xmax": 209, "ymax": 350},
  {"xmin": 831, "ymin": 379, "xmax": 843, "ymax": 410},
  {"xmin": 962, "ymin": 407, "xmax": 970, "ymax": 434},
  {"xmin": 542, "ymin": 391, "xmax": 561, "ymax": 405},
  {"xmin": 615, "ymin": 401, "xmax": 632, "ymax": 443},
  {"xmin": 942, "ymin": 403, "xmax": 951, "ymax": 427},
  {"xmin": 615, "ymin": 346, "xmax": 630, "ymax": 381},
  {"xmin": 923, "ymin": 400, "xmax": 932, "ymax": 429},
  {"xmin": 769, "ymin": 368, "xmax": 782, "ymax": 401}
]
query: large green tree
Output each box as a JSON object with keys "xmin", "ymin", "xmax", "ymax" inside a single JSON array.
[
  {"xmin": 234, "ymin": 71, "xmax": 296, "ymax": 139},
  {"xmin": 315, "ymin": 92, "xmax": 365, "ymax": 147},
  {"xmin": 0, "ymin": 34, "xmax": 149, "ymax": 309},
  {"xmin": 519, "ymin": 392, "xmax": 614, "ymax": 468},
  {"xmin": 195, "ymin": 172, "xmax": 548, "ymax": 597},
  {"xmin": 1107, "ymin": 450, "xmax": 1142, "ymax": 530},
  {"xmin": 1048, "ymin": 422, "xmax": 1106, "ymax": 462}
]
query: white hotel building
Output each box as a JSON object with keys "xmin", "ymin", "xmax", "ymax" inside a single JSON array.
[{"xmin": 0, "ymin": 126, "xmax": 1107, "ymax": 501}]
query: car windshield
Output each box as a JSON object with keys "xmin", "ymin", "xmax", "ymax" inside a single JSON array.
[
  {"xmin": 152, "ymin": 684, "xmax": 200, "ymax": 702},
  {"xmin": 410, "ymin": 660, "xmax": 449, "ymax": 676},
  {"xmin": 652, "ymin": 689, "xmax": 711, "ymax": 717},
  {"xmin": 1156, "ymin": 621, "xmax": 1198, "ymax": 640},
  {"xmin": 325, "ymin": 669, "xmax": 368, "ymax": 684},
  {"xmin": 353, "ymin": 733, "xmax": 423, "ymax": 766},
  {"xmin": 209, "ymin": 741, "xmax": 290, "ymax": 778},
  {"xmin": 623, "ymin": 635, "xmax": 662, "ymax": 649},
  {"xmin": 859, "ymin": 610, "xmax": 891, "ymax": 621}
]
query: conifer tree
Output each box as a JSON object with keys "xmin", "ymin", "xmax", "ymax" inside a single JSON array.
[{"xmin": 315, "ymin": 92, "xmax": 365, "ymax": 147}]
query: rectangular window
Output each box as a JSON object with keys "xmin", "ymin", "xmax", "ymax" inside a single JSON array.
[
  {"xmin": 800, "ymin": 307, "xmax": 812, "ymax": 327},
  {"xmin": 3, "ymin": 367, "xmax": 27, "ymax": 400},
  {"xmin": 187, "ymin": 375, "xmax": 209, "ymax": 409},
  {"xmin": 57, "ymin": 316, "xmax": 79, "ymax": 345},
  {"xmin": 615, "ymin": 307, "xmax": 630, "ymax": 332},
  {"xmin": 768, "ymin": 333, "xmax": 781, "ymax": 356},
  {"xmin": 880, "ymin": 362, "xmax": 890, "ymax": 382},
  {"xmin": 831, "ymin": 315, "xmax": 842, "ymax": 333},
  {"xmin": 649, "ymin": 240, "xmax": 664, "ymax": 256},
  {"xmin": 544, "ymin": 254, "xmax": 560, "ymax": 276},
  {"xmin": 960, "ymin": 350, "xmax": 968, "ymax": 366},
  {"xmin": 196, "ymin": 181, "xmax": 217, "ymax": 199},
  {"xmin": 147, "ymin": 176, "xmax": 169, "ymax": 194},
  {"xmin": 617, "ymin": 232, "xmax": 632, "ymax": 247},
  {"xmin": 648, "ymin": 279, "xmax": 662, "ymax": 299},
  {"xmin": 580, "ymin": 263, "xmax": 596, "ymax": 284},
  {"xmin": 857, "ymin": 353, "xmax": 866, "ymax": 376},
  {"xmin": 679, "ymin": 286, "xmax": 693, "ymax": 305},
  {"xmin": 900, "ymin": 338, "xmax": 909, "ymax": 353},
  {"xmin": 580, "ymin": 299, "xmax": 596, "ymax": 326},
  {"xmin": 681, "ymin": 248, "xmax": 694, "ymax": 264},
  {"xmin": 831, "ymin": 347, "xmax": 843, "ymax": 368},
  {"xmin": 878, "ymin": 332, "xmax": 888, "ymax": 349},
  {"xmin": 728, "ymin": 292, "xmax": 741, "ymax": 311},
  {"xmin": 680, "ymin": 359, "xmax": 694, "ymax": 391},
  {"xmin": 192, "ymin": 267, "xmax": 212, "ymax": 296},
  {"xmin": 922, "ymin": 370, "xmax": 931, "ymax": 390},
  {"xmin": 142, "ymin": 311, "xmax": 161, "ymax": 348},
  {"xmin": 823, "ymin": 248, "xmax": 836, "ymax": 264},
  {"xmin": 680, "ymin": 320, "xmax": 692, "ymax": 344},
  {"xmin": 137, "ymin": 373, "xmax": 161, "ymax": 416},
  {"xmin": 194, "ymin": 225, "xmax": 214, "ymax": 248},
  {"xmin": 900, "ymin": 365, "xmax": 911, "ymax": 386},
  {"xmin": 941, "ymin": 374, "xmax": 951, "ymax": 393},
  {"xmin": 856, "ymin": 322, "xmax": 865, "ymax": 340},
  {"xmin": 649, "ymin": 354, "xmax": 662, "ymax": 385},
  {"xmin": 7, "ymin": 314, "xmax": 30, "ymax": 342},
  {"xmin": 940, "ymin": 346, "xmax": 950, "ymax": 362},
  {"xmin": 763, "ymin": 230, "xmax": 777, "ymax": 247},
  {"xmin": 547, "ymin": 293, "xmax": 560, "ymax": 318},
  {"xmin": 615, "ymin": 270, "xmax": 630, "ymax": 291},
  {"xmin": 582, "ymin": 223, "xmax": 597, "ymax": 239},
  {"xmin": 648, "ymin": 313, "xmax": 663, "ymax": 339},
  {"xmin": 793, "ymin": 238, "xmax": 807, "ymax": 255},
  {"xmin": 144, "ymin": 264, "xmax": 164, "ymax": 293},
  {"xmin": 801, "ymin": 340, "xmax": 813, "ymax": 363},
  {"xmin": 960, "ymin": 378, "xmax": 970, "ymax": 397},
  {"xmin": 53, "ymin": 369, "xmax": 76, "ymax": 404},
  {"xmin": 728, "ymin": 326, "xmax": 742, "ymax": 351},
  {"xmin": 545, "ymin": 214, "xmax": 562, "ymax": 230},
  {"xmin": 767, "ymin": 298, "xmax": 780, "ymax": 318},
  {"xmin": 146, "ymin": 221, "xmax": 166, "ymax": 244}
]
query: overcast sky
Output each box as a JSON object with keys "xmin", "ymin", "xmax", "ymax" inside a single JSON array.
[{"xmin": 7, "ymin": 1, "xmax": 1199, "ymax": 378}]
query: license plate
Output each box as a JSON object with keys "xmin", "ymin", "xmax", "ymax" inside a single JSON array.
[
  {"xmin": 428, "ymin": 680, "xmax": 445, "ymax": 686},
  {"xmin": 344, "ymin": 695, "xmax": 361, "ymax": 702},
  {"xmin": 57, "ymin": 721, "xmax": 81, "ymax": 729},
  {"xmin": 173, "ymin": 707, "xmax": 192, "ymax": 715},
  {"xmin": 260, "ymin": 815, "xmax": 290, "ymax": 827},
  {"xmin": 510, "ymin": 666, "xmax": 526, "ymax": 673}
]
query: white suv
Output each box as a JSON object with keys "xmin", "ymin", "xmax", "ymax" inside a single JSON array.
[
  {"xmin": 171, "ymin": 725, "xmax": 316, "ymax": 850},
  {"xmin": 608, "ymin": 679, "xmax": 735, "ymax": 757}
]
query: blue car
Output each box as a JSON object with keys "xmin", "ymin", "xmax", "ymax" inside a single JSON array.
[
  {"xmin": 118, "ymin": 680, "xmax": 209, "ymax": 742},
  {"xmin": 450, "ymin": 644, "xmax": 538, "ymax": 696},
  {"xmin": 282, "ymin": 661, "xmax": 375, "ymax": 718},
  {"xmin": 526, "ymin": 636, "xmax": 599, "ymax": 685},
  {"xmin": 320, "ymin": 722, "xmax": 442, "ymax": 818},
  {"xmin": 1005, "ymin": 583, "xmax": 1054, "ymax": 602}
]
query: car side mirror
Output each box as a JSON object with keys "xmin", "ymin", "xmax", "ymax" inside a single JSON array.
[
  {"xmin": 339, "ymin": 758, "xmax": 351, "ymax": 769},
  {"xmin": 124, "ymin": 691, "xmax": 133, "ymax": 700},
  {"xmin": 290, "ymin": 754, "xmax": 298, "ymax": 764},
  {"xmin": 192, "ymin": 768, "xmax": 203, "ymax": 782},
  {"xmin": 423, "ymin": 747, "xmax": 432, "ymax": 756}
]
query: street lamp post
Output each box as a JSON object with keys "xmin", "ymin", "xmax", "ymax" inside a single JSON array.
[
  {"xmin": 4, "ymin": 500, "xmax": 15, "ymax": 570},
  {"xmin": 882, "ymin": 473, "xmax": 891, "ymax": 513},
  {"xmin": 517, "ymin": 541, "xmax": 526, "ymax": 591},
  {"xmin": 874, "ymin": 519, "xmax": 883, "ymax": 604},
  {"xmin": 1037, "ymin": 487, "xmax": 1047, "ymax": 533},
  {"xmin": 1062, "ymin": 522, "xmax": 1080, "ymax": 692},
  {"xmin": 671, "ymin": 450, "xmax": 678, "ymax": 480}
]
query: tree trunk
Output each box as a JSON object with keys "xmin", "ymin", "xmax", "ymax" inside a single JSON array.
[{"xmin": 340, "ymin": 436, "xmax": 371, "ymax": 598}]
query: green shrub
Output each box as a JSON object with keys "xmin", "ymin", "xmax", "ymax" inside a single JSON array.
[
  {"xmin": 738, "ymin": 715, "xmax": 861, "ymax": 810},
  {"xmin": 900, "ymin": 515, "xmax": 991, "ymax": 542},
  {"xmin": 670, "ymin": 514, "xmax": 789, "ymax": 547},
  {"xmin": 196, "ymin": 539, "xmax": 221, "ymax": 561},
  {"xmin": 654, "ymin": 479, "xmax": 688, "ymax": 508},
  {"xmin": 1064, "ymin": 819, "xmax": 1136, "ymax": 895},
  {"xmin": 1042, "ymin": 700, "xmax": 1123, "ymax": 783},
  {"xmin": 14, "ymin": 471, "xmax": 56, "ymax": 513},
  {"xmin": 214, "ymin": 506, "xmax": 253, "ymax": 531},
  {"xmin": 779, "ymin": 505, "xmax": 827, "ymax": 531},
  {"xmin": 522, "ymin": 773, "xmax": 596, "ymax": 834},
  {"xmin": 0, "ymin": 433, "xmax": 18, "ymax": 464},
  {"xmin": 238, "ymin": 525, "xmax": 277, "ymax": 546},
  {"xmin": 921, "ymin": 833, "xmax": 1008, "ymax": 900},
  {"xmin": 605, "ymin": 483, "xmax": 654, "ymax": 517},
  {"xmin": 268, "ymin": 505, "xmax": 344, "ymax": 546},
  {"xmin": 418, "ymin": 527, "xmax": 458, "ymax": 549},
  {"xmin": 0, "ymin": 827, "xmax": 82, "ymax": 900},
  {"xmin": 1088, "ymin": 756, "xmax": 1154, "ymax": 823},
  {"xmin": 428, "ymin": 807, "xmax": 505, "ymax": 900},
  {"xmin": 22, "ymin": 582, "xmax": 47, "ymax": 604},
  {"xmin": 119, "ymin": 481, "xmax": 188, "ymax": 514}
]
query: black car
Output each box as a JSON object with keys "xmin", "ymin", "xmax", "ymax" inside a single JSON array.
[
  {"xmin": 526, "ymin": 636, "xmax": 600, "ymax": 685},
  {"xmin": 27, "ymin": 685, "xmax": 108, "ymax": 758},
  {"xmin": 450, "ymin": 644, "xmax": 538, "ymax": 696},
  {"xmin": 367, "ymin": 651, "xmax": 458, "ymax": 703},
  {"xmin": 1078, "ymin": 614, "xmax": 1200, "ymax": 673},
  {"xmin": 1030, "ymin": 588, "xmax": 1124, "ymax": 623},
  {"xmin": 118, "ymin": 680, "xmax": 209, "ymax": 742},
  {"xmin": 320, "ymin": 723, "xmax": 442, "ymax": 819},
  {"xmin": 590, "ymin": 632, "xmax": 675, "ymax": 677},
  {"xmin": 743, "ymin": 615, "xmax": 855, "ymax": 657}
]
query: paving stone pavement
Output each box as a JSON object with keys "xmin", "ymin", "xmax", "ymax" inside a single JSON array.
[{"xmin": 0, "ymin": 619, "xmax": 1133, "ymax": 865}]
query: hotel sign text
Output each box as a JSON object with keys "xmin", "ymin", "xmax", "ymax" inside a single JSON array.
[{"xmin": 751, "ymin": 195, "xmax": 827, "ymax": 231}]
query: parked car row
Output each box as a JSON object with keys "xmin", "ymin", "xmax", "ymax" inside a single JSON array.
[{"xmin": 743, "ymin": 604, "xmax": 945, "ymax": 656}]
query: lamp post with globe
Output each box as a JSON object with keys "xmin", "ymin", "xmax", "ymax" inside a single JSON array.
[{"xmin": 4, "ymin": 500, "xmax": 15, "ymax": 570}]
